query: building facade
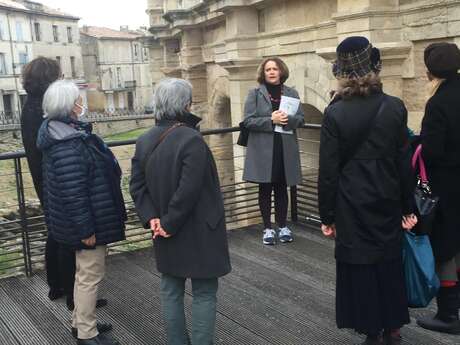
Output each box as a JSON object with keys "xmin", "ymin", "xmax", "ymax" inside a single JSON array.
[
  {"xmin": 80, "ymin": 26, "xmax": 153, "ymax": 113},
  {"xmin": 0, "ymin": 0, "xmax": 86, "ymax": 121},
  {"xmin": 147, "ymin": 0, "xmax": 460, "ymax": 132}
]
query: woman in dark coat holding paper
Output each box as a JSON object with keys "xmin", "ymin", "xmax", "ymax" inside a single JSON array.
[
  {"xmin": 242, "ymin": 57, "xmax": 304, "ymax": 245},
  {"xmin": 318, "ymin": 37, "xmax": 417, "ymax": 345},
  {"xmin": 417, "ymin": 42, "xmax": 460, "ymax": 335}
]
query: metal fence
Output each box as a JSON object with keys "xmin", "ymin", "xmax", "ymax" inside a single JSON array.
[
  {"xmin": 0, "ymin": 125, "xmax": 321, "ymax": 278},
  {"xmin": 0, "ymin": 109, "xmax": 154, "ymax": 130}
]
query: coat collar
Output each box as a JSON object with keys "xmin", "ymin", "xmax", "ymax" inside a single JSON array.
[
  {"xmin": 258, "ymin": 83, "xmax": 291, "ymax": 103},
  {"xmin": 156, "ymin": 112, "xmax": 202, "ymax": 130}
]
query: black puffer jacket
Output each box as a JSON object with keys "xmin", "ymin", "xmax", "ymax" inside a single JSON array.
[{"xmin": 37, "ymin": 117, "xmax": 126, "ymax": 249}]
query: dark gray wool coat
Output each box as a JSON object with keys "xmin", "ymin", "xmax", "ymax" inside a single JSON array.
[
  {"xmin": 129, "ymin": 117, "xmax": 231, "ymax": 279},
  {"xmin": 242, "ymin": 84, "xmax": 305, "ymax": 186}
]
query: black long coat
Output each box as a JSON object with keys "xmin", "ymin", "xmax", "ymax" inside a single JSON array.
[
  {"xmin": 20, "ymin": 95, "xmax": 45, "ymax": 203},
  {"xmin": 421, "ymin": 75, "xmax": 460, "ymax": 263},
  {"xmin": 318, "ymin": 93, "xmax": 414, "ymax": 265},
  {"xmin": 129, "ymin": 119, "xmax": 231, "ymax": 279}
]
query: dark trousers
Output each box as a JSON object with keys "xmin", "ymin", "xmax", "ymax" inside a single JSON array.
[
  {"xmin": 160, "ymin": 274, "xmax": 218, "ymax": 345},
  {"xmin": 258, "ymin": 183, "xmax": 288, "ymax": 229},
  {"xmin": 45, "ymin": 233, "xmax": 76, "ymax": 299}
]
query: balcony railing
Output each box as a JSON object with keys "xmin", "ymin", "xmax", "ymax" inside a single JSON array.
[{"xmin": 0, "ymin": 124, "xmax": 321, "ymax": 278}]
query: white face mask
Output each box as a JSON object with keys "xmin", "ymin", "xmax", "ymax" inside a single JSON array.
[{"xmin": 75, "ymin": 103, "xmax": 87, "ymax": 119}]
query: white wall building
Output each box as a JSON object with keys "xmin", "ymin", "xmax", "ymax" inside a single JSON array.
[
  {"xmin": 80, "ymin": 26, "xmax": 153, "ymax": 113},
  {"xmin": 0, "ymin": 0, "xmax": 86, "ymax": 122}
]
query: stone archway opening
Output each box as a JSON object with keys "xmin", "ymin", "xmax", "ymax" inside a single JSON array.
[{"xmin": 299, "ymin": 103, "xmax": 323, "ymax": 173}]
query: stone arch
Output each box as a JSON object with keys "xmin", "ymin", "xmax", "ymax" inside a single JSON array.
[
  {"xmin": 303, "ymin": 52, "xmax": 334, "ymax": 114},
  {"xmin": 298, "ymin": 103, "xmax": 323, "ymax": 172}
]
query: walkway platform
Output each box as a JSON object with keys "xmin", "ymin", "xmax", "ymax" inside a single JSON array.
[{"xmin": 0, "ymin": 224, "xmax": 458, "ymax": 345}]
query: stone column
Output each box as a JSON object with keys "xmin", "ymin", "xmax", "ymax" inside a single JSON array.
[
  {"xmin": 180, "ymin": 28, "xmax": 207, "ymax": 113},
  {"xmin": 217, "ymin": 8, "xmax": 262, "ymax": 228}
]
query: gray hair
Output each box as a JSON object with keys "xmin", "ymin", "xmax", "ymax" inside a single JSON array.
[
  {"xmin": 42, "ymin": 80, "xmax": 80, "ymax": 119},
  {"xmin": 152, "ymin": 78, "xmax": 192, "ymax": 121}
]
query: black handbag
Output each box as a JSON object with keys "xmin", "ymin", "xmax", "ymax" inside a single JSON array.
[
  {"xmin": 237, "ymin": 121, "xmax": 249, "ymax": 147},
  {"xmin": 411, "ymin": 144, "xmax": 439, "ymax": 234}
]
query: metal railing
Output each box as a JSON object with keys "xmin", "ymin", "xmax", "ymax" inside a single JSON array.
[
  {"xmin": 0, "ymin": 109, "xmax": 155, "ymax": 130},
  {"xmin": 0, "ymin": 124, "xmax": 321, "ymax": 278}
]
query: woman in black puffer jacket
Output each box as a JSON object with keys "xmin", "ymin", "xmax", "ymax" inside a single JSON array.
[{"xmin": 37, "ymin": 80, "xmax": 125, "ymax": 345}]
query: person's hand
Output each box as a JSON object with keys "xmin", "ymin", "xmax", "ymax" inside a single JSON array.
[
  {"xmin": 321, "ymin": 224, "xmax": 336, "ymax": 239},
  {"xmin": 271, "ymin": 110, "xmax": 288, "ymax": 125},
  {"xmin": 81, "ymin": 234, "xmax": 96, "ymax": 246},
  {"xmin": 150, "ymin": 218, "xmax": 172, "ymax": 239},
  {"xmin": 402, "ymin": 214, "xmax": 418, "ymax": 231}
]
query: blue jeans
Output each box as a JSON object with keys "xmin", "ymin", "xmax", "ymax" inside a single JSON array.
[{"xmin": 160, "ymin": 274, "xmax": 218, "ymax": 345}]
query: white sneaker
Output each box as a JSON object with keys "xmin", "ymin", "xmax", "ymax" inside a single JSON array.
[
  {"xmin": 279, "ymin": 227, "xmax": 293, "ymax": 243},
  {"xmin": 262, "ymin": 229, "xmax": 276, "ymax": 245}
]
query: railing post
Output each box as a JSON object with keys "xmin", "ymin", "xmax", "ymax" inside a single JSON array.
[
  {"xmin": 14, "ymin": 157, "xmax": 32, "ymax": 277},
  {"xmin": 290, "ymin": 185, "xmax": 298, "ymax": 223}
]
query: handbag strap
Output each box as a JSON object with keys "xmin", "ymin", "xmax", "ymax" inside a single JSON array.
[
  {"xmin": 142, "ymin": 122, "xmax": 185, "ymax": 172},
  {"xmin": 412, "ymin": 144, "xmax": 428, "ymax": 184},
  {"xmin": 341, "ymin": 95, "xmax": 386, "ymax": 169}
]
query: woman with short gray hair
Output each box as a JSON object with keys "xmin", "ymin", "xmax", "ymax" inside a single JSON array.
[
  {"xmin": 130, "ymin": 78, "xmax": 231, "ymax": 345},
  {"xmin": 38, "ymin": 80, "xmax": 126, "ymax": 345}
]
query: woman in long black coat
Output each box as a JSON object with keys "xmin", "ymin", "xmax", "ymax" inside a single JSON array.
[
  {"xmin": 318, "ymin": 37, "xmax": 417, "ymax": 345},
  {"xmin": 130, "ymin": 78, "xmax": 231, "ymax": 345},
  {"xmin": 20, "ymin": 58, "xmax": 74, "ymax": 301},
  {"xmin": 417, "ymin": 43, "xmax": 460, "ymax": 335}
]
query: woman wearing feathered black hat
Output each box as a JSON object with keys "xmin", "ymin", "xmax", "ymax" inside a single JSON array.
[
  {"xmin": 416, "ymin": 42, "xmax": 460, "ymax": 335},
  {"xmin": 318, "ymin": 37, "xmax": 417, "ymax": 345}
]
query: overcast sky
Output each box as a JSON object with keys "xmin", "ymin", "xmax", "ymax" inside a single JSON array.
[{"xmin": 40, "ymin": 0, "xmax": 149, "ymax": 30}]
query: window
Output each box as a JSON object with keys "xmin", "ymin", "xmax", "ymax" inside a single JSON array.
[
  {"xmin": 16, "ymin": 22, "xmax": 23, "ymax": 41},
  {"xmin": 143, "ymin": 47, "xmax": 148, "ymax": 60},
  {"xmin": 3, "ymin": 94, "xmax": 13, "ymax": 118},
  {"xmin": 0, "ymin": 21, "xmax": 4, "ymax": 40},
  {"xmin": 134, "ymin": 44, "xmax": 138, "ymax": 58},
  {"xmin": 116, "ymin": 67, "xmax": 122, "ymax": 88},
  {"xmin": 67, "ymin": 26, "xmax": 73, "ymax": 43},
  {"xmin": 0, "ymin": 53, "xmax": 6, "ymax": 75},
  {"xmin": 258, "ymin": 9, "xmax": 266, "ymax": 33},
  {"xmin": 70, "ymin": 56, "xmax": 76, "ymax": 78},
  {"xmin": 55, "ymin": 56, "xmax": 61, "ymax": 70},
  {"xmin": 19, "ymin": 95, "xmax": 27, "ymax": 109},
  {"xmin": 19, "ymin": 53, "xmax": 28, "ymax": 66},
  {"xmin": 34, "ymin": 23, "xmax": 41, "ymax": 41},
  {"xmin": 53, "ymin": 25, "xmax": 59, "ymax": 42}
]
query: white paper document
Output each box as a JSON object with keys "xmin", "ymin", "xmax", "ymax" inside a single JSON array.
[{"xmin": 274, "ymin": 95, "xmax": 301, "ymax": 135}]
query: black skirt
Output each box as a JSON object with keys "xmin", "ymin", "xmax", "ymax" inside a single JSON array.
[
  {"xmin": 271, "ymin": 133, "xmax": 286, "ymax": 184},
  {"xmin": 336, "ymin": 258, "xmax": 410, "ymax": 335}
]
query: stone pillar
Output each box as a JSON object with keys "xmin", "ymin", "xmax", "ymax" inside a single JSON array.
[{"xmin": 180, "ymin": 28, "xmax": 207, "ymax": 109}]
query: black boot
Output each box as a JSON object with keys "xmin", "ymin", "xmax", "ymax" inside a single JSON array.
[
  {"xmin": 76, "ymin": 333, "xmax": 120, "ymax": 345},
  {"xmin": 417, "ymin": 285, "xmax": 460, "ymax": 334},
  {"xmin": 72, "ymin": 321, "xmax": 112, "ymax": 338}
]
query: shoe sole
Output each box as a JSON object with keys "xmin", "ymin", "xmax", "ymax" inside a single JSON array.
[
  {"xmin": 279, "ymin": 238, "xmax": 293, "ymax": 243},
  {"xmin": 263, "ymin": 240, "xmax": 276, "ymax": 245},
  {"xmin": 416, "ymin": 320, "xmax": 460, "ymax": 335}
]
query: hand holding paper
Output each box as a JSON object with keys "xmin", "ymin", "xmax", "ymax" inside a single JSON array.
[{"xmin": 275, "ymin": 96, "xmax": 301, "ymax": 134}]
